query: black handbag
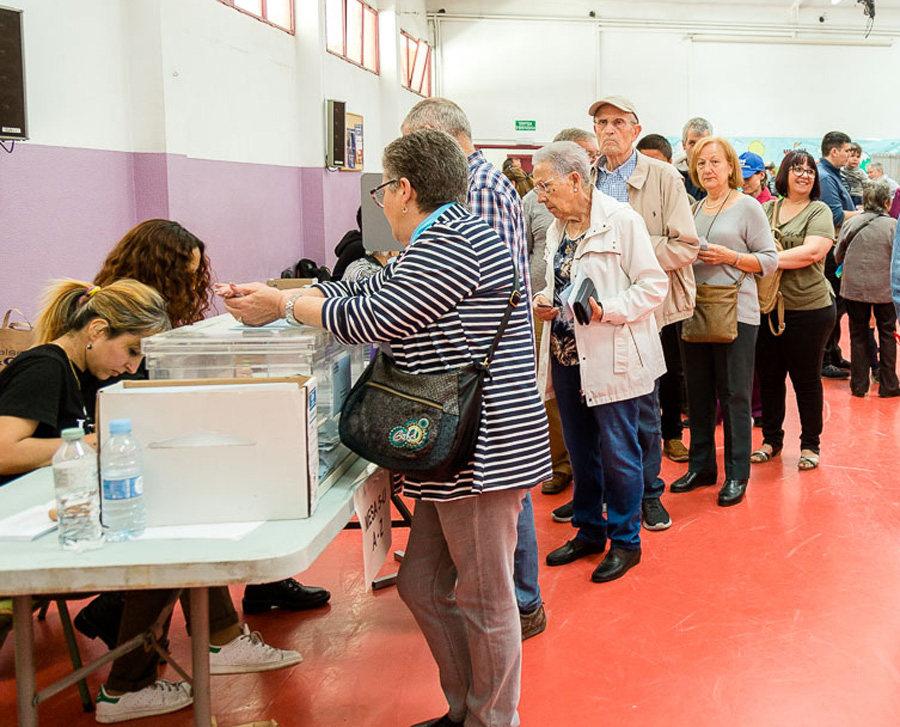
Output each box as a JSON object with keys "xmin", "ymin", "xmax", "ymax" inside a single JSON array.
[
  {"xmin": 339, "ymin": 269, "xmax": 521, "ymax": 481},
  {"xmin": 571, "ymin": 277, "xmax": 597, "ymax": 326}
]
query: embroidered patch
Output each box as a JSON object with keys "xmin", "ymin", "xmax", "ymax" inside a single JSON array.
[{"xmin": 389, "ymin": 418, "xmax": 430, "ymax": 450}]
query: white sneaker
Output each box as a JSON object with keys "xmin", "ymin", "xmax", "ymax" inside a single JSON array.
[
  {"xmin": 209, "ymin": 624, "xmax": 303, "ymax": 674},
  {"xmin": 95, "ymin": 680, "xmax": 193, "ymax": 723}
]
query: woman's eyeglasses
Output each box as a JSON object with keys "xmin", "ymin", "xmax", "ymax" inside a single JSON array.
[
  {"xmin": 534, "ymin": 175, "xmax": 559, "ymax": 196},
  {"xmin": 369, "ymin": 179, "xmax": 399, "ymax": 208},
  {"xmin": 790, "ymin": 166, "xmax": 816, "ymax": 178}
]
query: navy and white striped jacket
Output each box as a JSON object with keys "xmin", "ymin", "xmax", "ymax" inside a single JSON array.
[{"xmin": 318, "ymin": 203, "xmax": 551, "ymax": 501}]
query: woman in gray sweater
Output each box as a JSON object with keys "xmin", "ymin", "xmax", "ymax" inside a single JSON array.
[{"xmin": 834, "ymin": 179, "xmax": 900, "ymax": 398}]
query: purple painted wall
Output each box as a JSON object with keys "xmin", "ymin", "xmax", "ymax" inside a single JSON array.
[{"xmin": 0, "ymin": 143, "xmax": 361, "ymax": 321}]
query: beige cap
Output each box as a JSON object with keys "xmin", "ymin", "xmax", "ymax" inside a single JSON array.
[{"xmin": 588, "ymin": 95, "xmax": 639, "ymax": 123}]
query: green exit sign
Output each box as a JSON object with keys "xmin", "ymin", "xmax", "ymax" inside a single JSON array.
[{"xmin": 516, "ymin": 120, "xmax": 536, "ymax": 132}]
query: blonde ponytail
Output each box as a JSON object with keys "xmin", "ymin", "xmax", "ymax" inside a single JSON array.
[{"xmin": 33, "ymin": 279, "xmax": 171, "ymax": 345}]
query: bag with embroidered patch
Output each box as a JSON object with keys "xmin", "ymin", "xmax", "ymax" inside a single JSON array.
[{"xmin": 339, "ymin": 270, "xmax": 520, "ymax": 481}]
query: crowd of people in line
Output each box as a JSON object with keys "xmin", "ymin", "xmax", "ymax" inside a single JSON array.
[{"xmin": 3, "ymin": 93, "xmax": 900, "ymax": 727}]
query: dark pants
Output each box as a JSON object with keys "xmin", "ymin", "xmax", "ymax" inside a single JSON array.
[
  {"xmin": 824, "ymin": 252, "xmax": 846, "ymax": 366},
  {"xmin": 106, "ymin": 587, "xmax": 238, "ymax": 692},
  {"xmin": 683, "ymin": 323, "xmax": 758, "ymax": 481},
  {"xmin": 846, "ymin": 300, "xmax": 900, "ymax": 396},
  {"xmin": 659, "ymin": 321, "xmax": 686, "ymax": 441},
  {"xmin": 551, "ymin": 360, "xmax": 642, "ymax": 550},
  {"xmin": 755, "ymin": 303, "xmax": 835, "ymax": 452}
]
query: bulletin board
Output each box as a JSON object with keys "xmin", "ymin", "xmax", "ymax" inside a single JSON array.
[{"xmin": 344, "ymin": 113, "xmax": 364, "ymax": 171}]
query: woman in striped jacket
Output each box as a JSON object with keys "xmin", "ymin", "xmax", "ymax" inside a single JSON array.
[{"xmin": 222, "ymin": 128, "xmax": 551, "ymax": 727}]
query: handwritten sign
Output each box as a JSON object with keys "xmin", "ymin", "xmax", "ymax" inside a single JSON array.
[{"xmin": 352, "ymin": 467, "xmax": 392, "ymax": 590}]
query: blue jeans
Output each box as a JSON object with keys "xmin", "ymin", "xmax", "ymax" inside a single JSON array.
[
  {"xmin": 513, "ymin": 492, "xmax": 542, "ymax": 614},
  {"xmin": 637, "ymin": 382, "xmax": 664, "ymax": 501},
  {"xmin": 551, "ymin": 360, "xmax": 642, "ymax": 550}
]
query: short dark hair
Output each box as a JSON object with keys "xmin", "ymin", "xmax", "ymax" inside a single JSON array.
[
  {"xmin": 382, "ymin": 128, "xmax": 468, "ymax": 211},
  {"xmin": 821, "ymin": 131, "xmax": 851, "ymax": 158},
  {"xmin": 774, "ymin": 150, "xmax": 821, "ymax": 200},
  {"xmin": 636, "ymin": 134, "xmax": 673, "ymax": 162}
]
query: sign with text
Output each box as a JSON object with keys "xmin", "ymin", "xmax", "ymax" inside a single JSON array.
[
  {"xmin": 352, "ymin": 467, "xmax": 392, "ymax": 591},
  {"xmin": 515, "ymin": 120, "xmax": 536, "ymax": 132}
]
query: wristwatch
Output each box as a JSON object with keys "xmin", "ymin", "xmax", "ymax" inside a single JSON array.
[{"xmin": 284, "ymin": 294, "xmax": 303, "ymax": 326}]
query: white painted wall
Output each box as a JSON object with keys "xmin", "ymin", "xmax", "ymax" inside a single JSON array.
[{"xmin": 434, "ymin": 13, "xmax": 900, "ymax": 146}]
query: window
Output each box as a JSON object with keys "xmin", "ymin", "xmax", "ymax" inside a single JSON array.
[
  {"xmin": 216, "ymin": 0, "xmax": 294, "ymax": 33},
  {"xmin": 400, "ymin": 31, "xmax": 431, "ymax": 97},
  {"xmin": 325, "ymin": 0, "xmax": 379, "ymax": 74}
]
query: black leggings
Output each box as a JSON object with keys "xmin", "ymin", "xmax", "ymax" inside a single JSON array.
[{"xmin": 755, "ymin": 302, "xmax": 835, "ymax": 452}]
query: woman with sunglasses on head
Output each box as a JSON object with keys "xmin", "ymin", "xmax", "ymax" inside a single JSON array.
[
  {"xmin": 752, "ymin": 151, "xmax": 836, "ymax": 471},
  {"xmin": 670, "ymin": 137, "xmax": 778, "ymax": 508}
]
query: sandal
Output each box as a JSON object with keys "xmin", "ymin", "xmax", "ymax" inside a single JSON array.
[
  {"xmin": 798, "ymin": 450, "xmax": 819, "ymax": 471},
  {"xmin": 750, "ymin": 443, "xmax": 782, "ymax": 464}
]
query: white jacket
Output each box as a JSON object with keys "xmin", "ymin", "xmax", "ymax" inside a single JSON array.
[{"xmin": 536, "ymin": 192, "xmax": 669, "ymax": 407}]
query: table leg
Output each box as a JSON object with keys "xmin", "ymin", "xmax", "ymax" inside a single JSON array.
[
  {"xmin": 13, "ymin": 595, "xmax": 38, "ymax": 727},
  {"xmin": 189, "ymin": 587, "xmax": 212, "ymax": 727}
]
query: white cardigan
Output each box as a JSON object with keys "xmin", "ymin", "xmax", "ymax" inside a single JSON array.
[{"xmin": 535, "ymin": 191, "xmax": 669, "ymax": 407}]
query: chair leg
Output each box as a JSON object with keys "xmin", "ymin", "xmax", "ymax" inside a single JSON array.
[
  {"xmin": 55, "ymin": 600, "xmax": 94, "ymax": 713},
  {"xmin": 36, "ymin": 599, "xmax": 50, "ymax": 621}
]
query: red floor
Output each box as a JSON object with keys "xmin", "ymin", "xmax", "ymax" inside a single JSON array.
[{"xmin": 3, "ymin": 374, "xmax": 900, "ymax": 727}]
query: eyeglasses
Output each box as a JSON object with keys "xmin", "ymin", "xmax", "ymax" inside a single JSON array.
[
  {"xmin": 534, "ymin": 175, "xmax": 560, "ymax": 196},
  {"xmin": 790, "ymin": 166, "xmax": 816, "ymax": 178},
  {"xmin": 369, "ymin": 179, "xmax": 399, "ymax": 208},
  {"xmin": 592, "ymin": 117, "xmax": 635, "ymax": 131}
]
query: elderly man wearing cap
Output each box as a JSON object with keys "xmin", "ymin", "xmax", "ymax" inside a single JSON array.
[
  {"xmin": 586, "ymin": 95, "xmax": 699, "ymax": 533},
  {"xmin": 740, "ymin": 152, "xmax": 777, "ymax": 204}
]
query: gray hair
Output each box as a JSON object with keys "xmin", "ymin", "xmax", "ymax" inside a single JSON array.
[
  {"xmin": 553, "ymin": 127, "xmax": 595, "ymax": 144},
  {"xmin": 382, "ymin": 128, "xmax": 468, "ymax": 211},
  {"xmin": 532, "ymin": 141, "xmax": 591, "ymax": 191},
  {"xmin": 868, "ymin": 161, "xmax": 884, "ymax": 173},
  {"xmin": 862, "ymin": 178, "xmax": 893, "ymax": 213},
  {"xmin": 402, "ymin": 97, "xmax": 472, "ymax": 140},
  {"xmin": 682, "ymin": 117, "xmax": 713, "ymax": 140}
]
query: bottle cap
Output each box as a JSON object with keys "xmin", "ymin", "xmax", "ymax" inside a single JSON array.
[
  {"xmin": 109, "ymin": 419, "xmax": 132, "ymax": 435},
  {"xmin": 60, "ymin": 427, "xmax": 84, "ymax": 440}
]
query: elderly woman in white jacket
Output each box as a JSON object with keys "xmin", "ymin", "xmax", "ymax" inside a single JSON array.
[{"xmin": 532, "ymin": 141, "xmax": 668, "ymax": 584}]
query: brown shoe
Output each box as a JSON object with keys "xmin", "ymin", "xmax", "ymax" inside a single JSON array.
[
  {"xmin": 520, "ymin": 604, "xmax": 547, "ymax": 641},
  {"xmin": 663, "ymin": 439, "xmax": 689, "ymax": 462},
  {"xmin": 541, "ymin": 471, "xmax": 573, "ymax": 495}
]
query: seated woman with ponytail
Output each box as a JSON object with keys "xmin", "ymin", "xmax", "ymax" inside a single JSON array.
[
  {"xmin": 0, "ymin": 279, "xmax": 169, "ymax": 484},
  {"xmin": 0, "ymin": 278, "xmax": 303, "ymax": 723}
]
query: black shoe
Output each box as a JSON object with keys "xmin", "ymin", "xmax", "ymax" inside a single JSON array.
[
  {"xmin": 641, "ymin": 498, "xmax": 672, "ymax": 531},
  {"xmin": 242, "ymin": 578, "xmax": 331, "ymax": 613},
  {"xmin": 546, "ymin": 538, "xmax": 606, "ymax": 566},
  {"xmin": 822, "ymin": 365, "xmax": 850, "ymax": 380},
  {"xmin": 717, "ymin": 479, "xmax": 748, "ymax": 507},
  {"xmin": 591, "ymin": 547, "xmax": 641, "ymax": 583},
  {"xmin": 836, "ymin": 358, "xmax": 851, "ymax": 370},
  {"xmin": 551, "ymin": 500, "xmax": 574, "ymax": 523},
  {"xmin": 74, "ymin": 593, "xmax": 125, "ymax": 650},
  {"xmin": 879, "ymin": 389, "xmax": 900, "ymax": 398},
  {"xmin": 670, "ymin": 470, "xmax": 717, "ymax": 493},
  {"xmin": 410, "ymin": 715, "xmax": 464, "ymax": 727}
]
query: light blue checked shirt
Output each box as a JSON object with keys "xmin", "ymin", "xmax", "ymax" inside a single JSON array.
[
  {"xmin": 466, "ymin": 149, "xmax": 533, "ymax": 303},
  {"xmin": 595, "ymin": 148, "xmax": 638, "ymax": 204}
]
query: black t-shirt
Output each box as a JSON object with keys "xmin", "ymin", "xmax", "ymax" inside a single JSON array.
[{"xmin": 0, "ymin": 344, "xmax": 93, "ymax": 486}]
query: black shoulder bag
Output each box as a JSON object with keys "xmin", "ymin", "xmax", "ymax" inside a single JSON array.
[{"xmin": 339, "ymin": 268, "xmax": 521, "ymax": 481}]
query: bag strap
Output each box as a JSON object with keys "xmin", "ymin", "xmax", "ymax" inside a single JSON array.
[
  {"xmin": 478, "ymin": 266, "xmax": 521, "ymax": 372},
  {"xmin": 840, "ymin": 212, "xmax": 880, "ymax": 253}
]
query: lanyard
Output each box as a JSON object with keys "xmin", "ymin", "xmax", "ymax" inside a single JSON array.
[{"xmin": 410, "ymin": 203, "xmax": 455, "ymax": 245}]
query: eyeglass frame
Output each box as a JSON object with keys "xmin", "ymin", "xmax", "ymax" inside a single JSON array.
[
  {"xmin": 790, "ymin": 166, "xmax": 816, "ymax": 179},
  {"xmin": 370, "ymin": 178, "xmax": 400, "ymax": 208},
  {"xmin": 533, "ymin": 175, "xmax": 561, "ymax": 197}
]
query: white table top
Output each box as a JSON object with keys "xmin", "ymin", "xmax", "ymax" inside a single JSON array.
[{"xmin": 0, "ymin": 459, "xmax": 373, "ymax": 596}]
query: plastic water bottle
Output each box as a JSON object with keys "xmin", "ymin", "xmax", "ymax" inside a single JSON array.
[
  {"xmin": 100, "ymin": 419, "xmax": 146, "ymax": 541},
  {"xmin": 52, "ymin": 427, "xmax": 103, "ymax": 551}
]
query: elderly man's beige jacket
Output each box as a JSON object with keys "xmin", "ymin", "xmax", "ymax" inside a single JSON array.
[{"xmin": 591, "ymin": 151, "xmax": 700, "ymax": 329}]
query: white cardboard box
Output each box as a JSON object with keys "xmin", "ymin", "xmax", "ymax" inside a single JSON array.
[{"xmin": 97, "ymin": 377, "xmax": 319, "ymax": 526}]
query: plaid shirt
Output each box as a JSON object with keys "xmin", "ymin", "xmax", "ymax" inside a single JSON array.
[
  {"xmin": 595, "ymin": 148, "xmax": 638, "ymax": 203},
  {"xmin": 466, "ymin": 150, "xmax": 532, "ymax": 302}
]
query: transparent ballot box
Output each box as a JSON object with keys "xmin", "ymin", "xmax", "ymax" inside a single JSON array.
[{"xmin": 142, "ymin": 314, "xmax": 370, "ymax": 486}]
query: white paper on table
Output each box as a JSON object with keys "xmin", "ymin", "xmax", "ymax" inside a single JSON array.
[
  {"xmin": 141, "ymin": 521, "xmax": 265, "ymax": 540},
  {"xmin": 353, "ymin": 468, "xmax": 392, "ymax": 591},
  {"xmin": 0, "ymin": 500, "xmax": 58, "ymax": 541}
]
